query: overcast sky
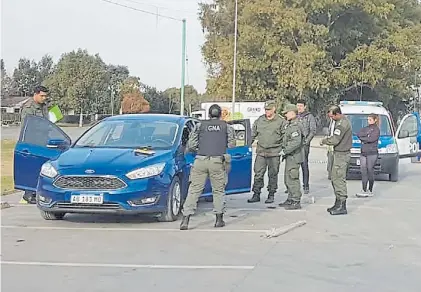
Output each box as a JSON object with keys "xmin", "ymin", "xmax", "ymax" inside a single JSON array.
[{"xmin": 1, "ymin": 0, "xmax": 211, "ymax": 93}]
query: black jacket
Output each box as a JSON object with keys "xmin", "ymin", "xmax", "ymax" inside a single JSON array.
[{"xmin": 357, "ymin": 124, "xmax": 380, "ymax": 156}]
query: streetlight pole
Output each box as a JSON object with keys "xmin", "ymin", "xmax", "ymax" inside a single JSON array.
[
  {"xmin": 231, "ymin": 0, "xmax": 238, "ymax": 117},
  {"xmin": 180, "ymin": 18, "xmax": 187, "ymax": 116}
]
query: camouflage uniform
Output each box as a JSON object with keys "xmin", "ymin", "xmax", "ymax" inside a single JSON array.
[
  {"xmin": 321, "ymin": 115, "xmax": 352, "ymax": 215},
  {"xmin": 278, "ymin": 104, "xmax": 304, "ymax": 210},
  {"xmin": 20, "ymin": 98, "xmax": 49, "ymax": 121},
  {"xmin": 248, "ymin": 101, "xmax": 287, "ymax": 204}
]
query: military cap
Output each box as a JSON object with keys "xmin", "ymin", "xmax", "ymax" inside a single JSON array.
[
  {"xmin": 282, "ymin": 103, "xmax": 298, "ymax": 114},
  {"xmin": 264, "ymin": 100, "xmax": 276, "ymax": 109}
]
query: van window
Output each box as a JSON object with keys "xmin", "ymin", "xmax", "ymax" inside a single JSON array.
[{"xmin": 345, "ymin": 114, "xmax": 393, "ymax": 136}]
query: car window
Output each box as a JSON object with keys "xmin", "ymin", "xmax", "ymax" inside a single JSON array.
[
  {"xmin": 74, "ymin": 120, "xmax": 179, "ymax": 150},
  {"xmin": 399, "ymin": 115, "xmax": 418, "ymax": 138},
  {"xmin": 345, "ymin": 114, "xmax": 392, "ymax": 136},
  {"xmin": 21, "ymin": 115, "xmax": 69, "ymax": 146}
]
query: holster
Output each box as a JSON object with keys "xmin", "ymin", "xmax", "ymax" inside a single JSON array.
[{"xmin": 223, "ymin": 154, "xmax": 232, "ymax": 173}]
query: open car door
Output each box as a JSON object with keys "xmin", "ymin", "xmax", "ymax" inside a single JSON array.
[
  {"xmin": 395, "ymin": 113, "xmax": 421, "ymax": 159},
  {"xmin": 14, "ymin": 115, "xmax": 71, "ymax": 191},
  {"xmin": 201, "ymin": 119, "xmax": 253, "ymax": 196}
]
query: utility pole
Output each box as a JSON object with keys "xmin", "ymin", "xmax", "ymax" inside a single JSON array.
[
  {"xmin": 111, "ymin": 85, "xmax": 114, "ymax": 116},
  {"xmin": 180, "ymin": 18, "xmax": 187, "ymax": 116},
  {"xmin": 231, "ymin": 0, "xmax": 238, "ymax": 117}
]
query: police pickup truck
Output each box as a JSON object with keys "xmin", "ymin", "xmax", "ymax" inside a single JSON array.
[{"xmin": 339, "ymin": 101, "xmax": 421, "ymax": 182}]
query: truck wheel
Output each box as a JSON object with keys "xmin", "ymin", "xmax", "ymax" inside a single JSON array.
[
  {"xmin": 158, "ymin": 176, "xmax": 182, "ymax": 222},
  {"xmin": 40, "ymin": 211, "xmax": 66, "ymax": 220},
  {"xmin": 389, "ymin": 165, "xmax": 399, "ymax": 182}
]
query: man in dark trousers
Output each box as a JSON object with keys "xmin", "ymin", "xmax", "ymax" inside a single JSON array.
[
  {"xmin": 20, "ymin": 85, "xmax": 50, "ymax": 204},
  {"xmin": 296, "ymin": 99, "xmax": 316, "ymax": 194},
  {"xmin": 320, "ymin": 105, "xmax": 353, "ymax": 215},
  {"xmin": 180, "ymin": 104, "xmax": 236, "ymax": 230},
  {"xmin": 247, "ymin": 100, "xmax": 287, "ymax": 204}
]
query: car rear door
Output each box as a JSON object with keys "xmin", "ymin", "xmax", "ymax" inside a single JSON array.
[
  {"xmin": 395, "ymin": 113, "xmax": 420, "ymax": 159},
  {"xmin": 14, "ymin": 115, "xmax": 71, "ymax": 191}
]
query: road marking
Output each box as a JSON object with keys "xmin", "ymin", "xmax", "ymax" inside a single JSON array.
[
  {"xmin": 0, "ymin": 261, "xmax": 255, "ymax": 270},
  {"xmin": 1, "ymin": 225, "xmax": 268, "ymax": 233}
]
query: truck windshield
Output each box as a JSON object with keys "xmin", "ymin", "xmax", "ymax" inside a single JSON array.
[{"xmin": 345, "ymin": 114, "xmax": 393, "ymax": 136}]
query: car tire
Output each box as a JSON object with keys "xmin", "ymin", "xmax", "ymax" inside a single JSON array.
[
  {"xmin": 40, "ymin": 211, "xmax": 66, "ymax": 220},
  {"xmin": 389, "ymin": 164, "xmax": 399, "ymax": 182},
  {"xmin": 158, "ymin": 176, "xmax": 182, "ymax": 222}
]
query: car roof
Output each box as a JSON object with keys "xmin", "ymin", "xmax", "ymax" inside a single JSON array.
[
  {"xmin": 104, "ymin": 114, "xmax": 190, "ymax": 123},
  {"xmin": 340, "ymin": 104, "xmax": 389, "ymax": 115}
]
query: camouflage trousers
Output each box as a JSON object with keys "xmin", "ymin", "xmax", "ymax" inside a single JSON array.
[
  {"xmin": 284, "ymin": 157, "xmax": 302, "ymax": 202},
  {"xmin": 331, "ymin": 151, "xmax": 351, "ymax": 201},
  {"xmin": 182, "ymin": 156, "xmax": 226, "ymax": 216}
]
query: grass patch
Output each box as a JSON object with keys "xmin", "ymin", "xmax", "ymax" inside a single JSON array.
[{"xmin": 1, "ymin": 139, "xmax": 16, "ymax": 194}]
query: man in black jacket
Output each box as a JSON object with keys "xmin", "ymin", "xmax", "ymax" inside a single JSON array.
[{"xmin": 296, "ymin": 100, "xmax": 316, "ymax": 194}]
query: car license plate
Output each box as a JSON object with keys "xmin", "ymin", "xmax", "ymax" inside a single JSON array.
[
  {"xmin": 71, "ymin": 194, "xmax": 103, "ymax": 204},
  {"xmin": 356, "ymin": 159, "xmax": 360, "ymax": 166}
]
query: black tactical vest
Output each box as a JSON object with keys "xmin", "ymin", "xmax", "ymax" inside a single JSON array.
[{"xmin": 197, "ymin": 119, "xmax": 228, "ymax": 156}]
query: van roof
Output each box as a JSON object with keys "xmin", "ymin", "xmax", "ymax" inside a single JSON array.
[{"xmin": 339, "ymin": 101, "xmax": 389, "ymax": 116}]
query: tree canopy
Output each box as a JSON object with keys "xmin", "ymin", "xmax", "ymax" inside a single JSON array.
[{"xmin": 199, "ymin": 0, "xmax": 421, "ymax": 117}]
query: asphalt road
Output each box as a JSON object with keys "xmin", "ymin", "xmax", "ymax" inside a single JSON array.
[
  {"xmin": 2, "ymin": 147, "xmax": 421, "ymax": 291},
  {"xmin": 1, "ymin": 126, "xmax": 89, "ymax": 141}
]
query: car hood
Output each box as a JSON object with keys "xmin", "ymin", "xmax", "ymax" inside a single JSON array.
[{"xmin": 53, "ymin": 148, "xmax": 173, "ymax": 175}]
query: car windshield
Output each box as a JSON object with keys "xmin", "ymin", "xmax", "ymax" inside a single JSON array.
[
  {"xmin": 345, "ymin": 114, "xmax": 393, "ymax": 136},
  {"xmin": 74, "ymin": 120, "xmax": 179, "ymax": 149}
]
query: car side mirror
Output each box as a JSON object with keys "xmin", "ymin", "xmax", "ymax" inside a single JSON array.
[
  {"xmin": 398, "ymin": 129, "xmax": 410, "ymax": 139},
  {"xmin": 47, "ymin": 138, "xmax": 69, "ymax": 149},
  {"xmin": 322, "ymin": 127, "xmax": 329, "ymax": 136}
]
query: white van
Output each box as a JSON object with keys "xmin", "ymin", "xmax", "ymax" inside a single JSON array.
[{"xmin": 339, "ymin": 101, "xmax": 420, "ymax": 181}]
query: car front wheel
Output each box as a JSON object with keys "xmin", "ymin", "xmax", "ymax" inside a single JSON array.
[
  {"xmin": 158, "ymin": 176, "xmax": 182, "ymax": 222},
  {"xmin": 40, "ymin": 211, "xmax": 66, "ymax": 220}
]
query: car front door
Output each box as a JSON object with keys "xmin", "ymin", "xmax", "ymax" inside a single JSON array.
[
  {"xmin": 225, "ymin": 119, "xmax": 253, "ymax": 194},
  {"xmin": 395, "ymin": 113, "xmax": 421, "ymax": 159},
  {"xmin": 200, "ymin": 119, "xmax": 253, "ymax": 196},
  {"xmin": 14, "ymin": 115, "xmax": 71, "ymax": 191}
]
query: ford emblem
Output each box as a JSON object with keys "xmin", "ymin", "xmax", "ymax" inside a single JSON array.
[{"xmin": 85, "ymin": 169, "xmax": 95, "ymax": 174}]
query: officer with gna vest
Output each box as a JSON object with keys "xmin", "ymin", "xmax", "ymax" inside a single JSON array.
[{"xmin": 180, "ymin": 104, "xmax": 236, "ymax": 230}]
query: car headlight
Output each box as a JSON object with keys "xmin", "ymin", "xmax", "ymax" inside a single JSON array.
[
  {"xmin": 40, "ymin": 162, "xmax": 58, "ymax": 178},
  {"xmin": 379, "ymin": 143, "xmax": 398, "ymax": 154},
  {"xmin": 385, "ymin": 143, "xmax": 398, "ymax": 153},
  {"xmin": 126, "ymin": 163, "xmax": 166, "ymax": 180},
  {"xmin": 350, "ymin": 148, "xmax": 361, "ymax": 154}
]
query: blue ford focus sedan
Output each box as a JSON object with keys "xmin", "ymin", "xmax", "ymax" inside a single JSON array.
[{"xmin": 14, "ymin": 114, "xmax": 253, "ymax": 222}]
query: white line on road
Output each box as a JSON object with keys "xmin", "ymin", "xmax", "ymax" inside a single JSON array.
[
  {"xmin": 1, "ymin": 225, "xmax": 268, "ymax": 233},
  {"xmin": 0, "ymin": 261, "xmax": 255, "ymax": 270}
]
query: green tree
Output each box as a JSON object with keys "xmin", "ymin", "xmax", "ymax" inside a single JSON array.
[
  {"xmin": 12, "ymin": 58, "xmax": 40, "ymax": 96},
  {"xmin": 107, "ymin": 65, "xmax": 130, "ymax": 114},
  {"xmin": 37, "ymin": 54, "xmax": 54, "ymax": 82},
  {"xmin": 44, "ymin": 49, "xmax": 108, "ymax": 118},
  {"xmin": 199, "ymin": 0, "xmax": 421, "ymax": 120},
  {"xmin": 1, "ymin": 59, "xmax": 16, "ymax": 97},
  {"xmin": 163, "ymin": 85, "xmax": 203, "ymax": 114}
]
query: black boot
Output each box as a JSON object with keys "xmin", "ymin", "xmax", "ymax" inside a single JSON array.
[
  {"xmin": 327, "ymin": 199, "xmax": 339, "ymax": 212},
  {"xmin": 278, "ymin": 198, "xmax": 293, "ymax": 207},
  {"xmin": 329, "ymin": 200, "xmax": 347, "ymax": 215},
  {"xmin": 303, "ymin": 186, "xmax": 309, "ymax": 195},
  {"xmin": 180, "ymin": 215, "xmax": 190, "ymax": 230},
  {"xmin": 265, "ymin": 193, "xmax": 275, "ymax": 204},
  {"xmin": 214, "ymin": 214, "xmax": 225, "ymax": 228},
  {"xmin": 284, "ymin": 200, "xmax": 301, "ymax": 210},
  {"xmin": 247, "ymin": 193, "xmax": 260, "ymax": 203}
]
